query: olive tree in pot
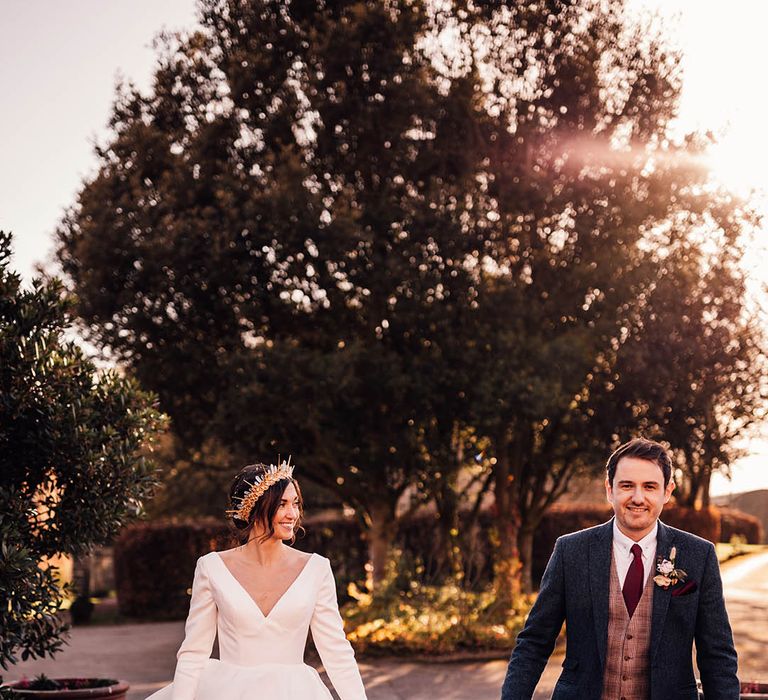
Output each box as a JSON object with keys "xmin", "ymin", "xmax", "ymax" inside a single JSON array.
[{"xmin": 0, "ymin": 232, "xmax": 165, "ymax": 698}]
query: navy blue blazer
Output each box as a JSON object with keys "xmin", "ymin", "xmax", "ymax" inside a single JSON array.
[{"xmin": 500, "ymin": 519, "xmax": 739, "ymax": 700}]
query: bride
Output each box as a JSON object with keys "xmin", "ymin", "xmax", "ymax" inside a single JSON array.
[{"xmin": 146, "ymin": 459, "xmax": 368, "ymax": 699}]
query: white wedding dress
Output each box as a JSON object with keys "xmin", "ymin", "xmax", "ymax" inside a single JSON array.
[{"xmin": 145, "ymin": 551, "xmax": 367, "ymax": 700}]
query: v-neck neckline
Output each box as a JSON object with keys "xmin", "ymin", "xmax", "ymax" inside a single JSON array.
[{"xmin": 213, "ymin": 551, "xmax": 315, "ymax": 620}]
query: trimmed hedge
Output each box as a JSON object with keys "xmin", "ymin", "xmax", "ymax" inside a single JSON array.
[
  {"xmin": 116, "ymin": 503, "xmax": 757, "ymax": 618},
  {"xmin": 114, "ymin": 519, "xmax": 231, "ymax": 619},
  {"xmin": 297, "ymin": 513, "xmax": 369, "ymax": 586},
  {"xmin": 660, "ymin": 505, "xmax": 721, "ymax": 544},
  {"xmin": 719, "ymin": 507, "xmax": 764, "ymax": 544},
  {"xmin": 527, "ymin": 503, "xmax": 733, "ymax": 584},
  {"xmin": 531, "ymin": 504, "xmax": 612, "ymax": 583},
  {"xmin": 114, "ymin": 515, "xmax": 368, "ymax": 619}
]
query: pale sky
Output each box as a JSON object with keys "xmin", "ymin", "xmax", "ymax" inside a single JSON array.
[
  {"xmin": 1, "ymin": 1, "xmax": 766, "ymax": 495},
  {"xmin": 0, "ymin": 0, "xmax": 200, "ymax": 276}
]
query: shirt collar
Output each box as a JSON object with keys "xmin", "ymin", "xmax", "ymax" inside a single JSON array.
[{"xmin": 612, "ymin": 518, "xmax": 658, "ymax": 558}]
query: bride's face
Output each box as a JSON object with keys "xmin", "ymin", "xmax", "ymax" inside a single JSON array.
[{"xmin": 271, "ymin": 482, "xmax": 301, "ymax": 541}]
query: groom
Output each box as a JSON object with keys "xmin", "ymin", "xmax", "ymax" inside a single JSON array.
[{"xmin": 500, "ymin": 437, "xmax": 739, "ymax": 699}]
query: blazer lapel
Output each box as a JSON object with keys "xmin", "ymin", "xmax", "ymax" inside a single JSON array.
[
  {"xmin": 589, "ymin": 519, "xmax": 614, "ymax": 671},
  {"xmin": 650, "ymin": 519, "xmax": 673, "ymax": 661}
]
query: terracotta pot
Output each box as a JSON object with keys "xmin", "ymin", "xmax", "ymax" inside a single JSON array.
[
  {"xmin": 4, "ymin": 680, "xmax": 129, "ymax": 699},
  {"xmin": 739, "ymin": 681, "xmax": 768, "ymax": 699},
  {"xmin": 699, "ymin": 681, "xmax": 768, "ymax": 699}
]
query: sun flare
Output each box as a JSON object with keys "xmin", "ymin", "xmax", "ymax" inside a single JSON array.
[{"xmin": 703, "ymin": 130, "xmax": 768, "ymax": 198}]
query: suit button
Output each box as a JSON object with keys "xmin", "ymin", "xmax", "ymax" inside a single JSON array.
[
  {"xmin": 626, "ymin": 634, "xmax": 633, "ymax": 640},
  {"xmin": 622, "ymin": 675, "xmax": 628, "ymax": 681},
  {"xmin": 624, "ymin": 655, "xmax": 630, "ymax": 660}
]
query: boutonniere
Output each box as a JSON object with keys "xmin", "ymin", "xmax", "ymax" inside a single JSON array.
[{"xmin": 653, "ymin": 545, "xmax": 688, "ymax": 589}]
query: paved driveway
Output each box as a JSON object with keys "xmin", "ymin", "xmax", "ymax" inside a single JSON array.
[{"xmin": 6, "ymin": 551, "xmax": 766, "ymax": 699}]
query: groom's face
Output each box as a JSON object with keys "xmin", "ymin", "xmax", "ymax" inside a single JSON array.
[{"xmin": 606, "ymin": 456, "xmax": 675, "ymax": 540}]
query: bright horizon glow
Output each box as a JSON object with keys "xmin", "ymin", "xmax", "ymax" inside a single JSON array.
[
  {"xmin": 705, "ymin": 134, "xmax": 767, "ymax": 198},
  {"xmin": 1, "ymin": 1, "xmax": 766, "ymax": 496},
  {"xmin": 711, "ymin": 449, "xmax": 768, "ymax": 498},
  {"xmin": 638, "ymin": 0, "xmax": 768, "ymax": 199},
  {"xmin": 642, "ymin": 0, "xmax": 768, "ymax": 496}
]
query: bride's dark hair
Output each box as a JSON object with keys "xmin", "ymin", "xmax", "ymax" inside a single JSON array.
[{"xmin": 228, "ymin": 463, "xmax": 305, "ymax": 545}]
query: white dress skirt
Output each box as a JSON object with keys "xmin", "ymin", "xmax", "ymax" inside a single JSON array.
[{"xmin": 145, "ymin": 552, "xmax": 367, "ymax": 700}]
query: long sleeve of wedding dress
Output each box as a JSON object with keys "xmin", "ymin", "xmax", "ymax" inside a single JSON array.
[
  {"xmin": 310, "ymin": 557, "xmax": 368, "ymax": 700},
  {"xmin": 170, "ymin": 556, "xmax": 217, "ymax": 700}
]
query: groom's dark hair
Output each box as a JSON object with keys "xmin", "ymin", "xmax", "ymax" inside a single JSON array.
[{"xmin": 606, "ymin": 437, "xmax": 672, "ymax": 486}]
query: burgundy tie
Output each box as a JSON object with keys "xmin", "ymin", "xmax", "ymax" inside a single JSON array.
[{"xmin": 622, "ymin": 543, "xmax": 644, "ymax": 617}]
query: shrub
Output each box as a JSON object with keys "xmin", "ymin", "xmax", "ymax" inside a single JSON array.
[
  {"xmin": 0, "ymin": 232, "xmax": 165, "ymax": 678},
  {"xmin": 531, "ymin": 504, "xmax": 612, "ymax": 583},
  {"xmin": 115, "ymin": 500, "xmax": 747, "ymax": 622},
  {"xmin": 293, "ymin": 513, "xmax": 369, "ymax": 595},
  {"xmin": 719, "ymin": 507, "xmax": 763, "ymax": 545},
  {"xmin": 342, "ymin": 553, "xmax": 530, "ymax": 656},
  {"xmin": 114, "ymin": 514, "xmax": 368, "ymax": 618},
  {"xmin": 114, "ymin": 520, "xmax": 231, "ymax": 619},
  {"xmin": 661, "ymin": 505, "xmax": 721, "ymax": 543}
]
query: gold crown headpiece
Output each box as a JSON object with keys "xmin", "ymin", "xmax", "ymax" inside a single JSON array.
[{"xmin": 226, "ymin": 458, "xmax": 295, "ymax": 521}]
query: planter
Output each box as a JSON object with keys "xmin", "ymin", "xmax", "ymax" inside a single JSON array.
[
  {"xmin": 4, "ymin": 679, "xmax": 129, "ymax": 699},
  {"xmin": 740, "ymin": 681, "xmax": 768, "ymax": 700},
  {"xmin": 699, "ymin": 681, "xmax": 768, "ymax": 699}
]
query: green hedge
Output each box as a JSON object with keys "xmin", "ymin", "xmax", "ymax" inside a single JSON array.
[
  {"xmin": 116, "ymin": 503, "xmax": 756, "ymax": 618},
  {"xmin": 114, "ymin": 515, "xmax": 368, "ymax": 619},
  {"xmin": 531, "ymin": 503, "xmax": 739, "ymax": 582},
  {"xmin": 114, "ymin": 519, "xmax": 231, "ymax": 619},
  {"xmin": 661, "ymin": 505, "xmax": 721, "ymax": 544},
  {"xmin": 719, "ymin": 507, "xmax": 763, "ymax": 544},
  {"xmin": 531, "ymin": 504, "xmax": 612, "ymax": 583}
]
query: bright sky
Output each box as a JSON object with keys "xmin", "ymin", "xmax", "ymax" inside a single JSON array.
[
  {"xmin": 1, "ymin": 0, "xmax": 765, "ymax": 495},
  {"xmin": 0, "ymin": 0, "xmax": 200, "ymax": 277}
]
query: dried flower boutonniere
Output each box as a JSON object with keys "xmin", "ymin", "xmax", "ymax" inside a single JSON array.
[{"xmin": 653, "ymin": 545, "xmax": 687, "ymax": 589}]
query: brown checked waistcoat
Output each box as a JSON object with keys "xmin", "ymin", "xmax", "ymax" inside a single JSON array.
[{"xmin": 601, "ymin": 552, "xmax": 654, "ymax": 700}]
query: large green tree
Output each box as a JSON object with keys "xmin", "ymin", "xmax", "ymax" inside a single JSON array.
[
  {"xmin": 56, "ymin": 0, "xmax": 484, "ymax": 582},
  {"xmin": 452, "ymin": 1, "xmax": 763, "ymax": 596},
  {"xmin": 589, "ymin": 218, "xmax": 766, "ymax": 509},
  {"xmin": 55, "ymin": 0, "xmax": 763, "ymax": 600},
  {"xmin": 0, "ymin": 233, "xmax": 165, "ymax": 676}
]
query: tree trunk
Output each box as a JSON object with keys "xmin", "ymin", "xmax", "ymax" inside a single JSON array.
[
  {"xmin": 367, "ymin": 500, "xmax": 396, "ymax": 590},
  {"xmin": 518, "ymin": 526, "xmax": 536, "ymax": 595},
  {"xmin": 435, "ymin": 473, "xmax": 463, "ymax": 580},
  {"xmin": 677, "ymin": 447, "xmax": 698, "ymax": 508},
  {"xmin": 435, "ymin": 421, "xmax": 465, "ymax": 581},
  {"xmin": 700, "ymin": 467, "xmax": 712, "ymax": 507},
  {"xmin": 675, "ymin": 469, "xmax": 694, "ymax": 507},
  {"xmin": 492, "ymin": 437, "xmax": 522, "ymax": 609}
]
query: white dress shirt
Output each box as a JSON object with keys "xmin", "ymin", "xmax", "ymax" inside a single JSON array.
[{"xmin": 612, "ymin": 519, "xmax": 657, "ymax": 590}]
